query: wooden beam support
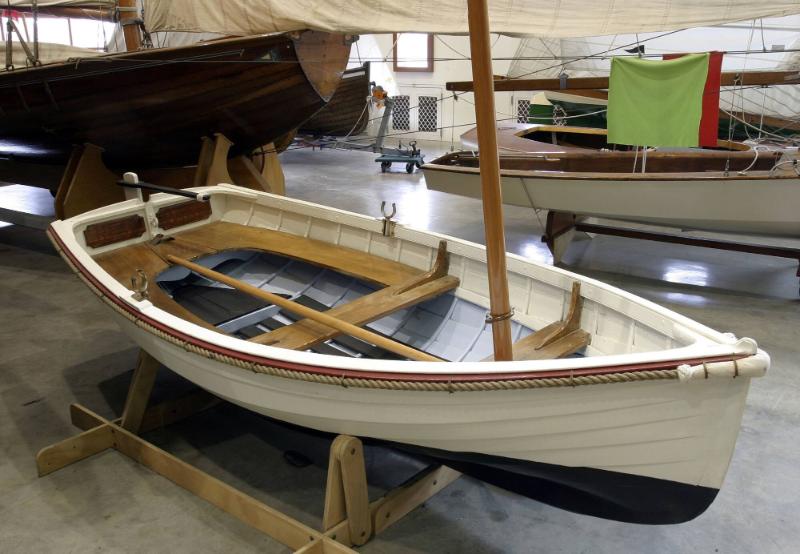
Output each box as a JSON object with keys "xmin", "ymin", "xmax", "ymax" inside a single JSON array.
[
  {"xmin": 323, "ymin": 436, "xmax": 372, "ymax": 546},
  {"xmin": 193, "ymin": 133, "xmax": 236, "ymax": 188},
  {"xmin": 166, "ymin": 254, "xmax": 443, "ymax": 362},
  {"xmin": 251, "ymin": 141, "xmax": 286, "ymax": 195},
  {"xmin": 54, "ymin": 143, "xmax": 124, "ymax": 219},
  {"xmin": 371, "ymin": 464, "xmax": 461, "ymax": 534},
  {"xmin": 37, "ymin": 346, "xmax": 460, "ymax": 552},
  {"xmin": 120, "ymin": 350, "xmax": 160, "ymax": 433},
  {"xmin": 446, "ymin": 70, "xmax": 800, "ymax": 92},
  {"xmin": 36, "ymin": 419, "xmax": 115, "ymax": 477}
]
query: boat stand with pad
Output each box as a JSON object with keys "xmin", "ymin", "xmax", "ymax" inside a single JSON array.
[
  {"xmin": 53, "ymin": 132, "xmax": 285, "ymax": 220},
  {"xmin": 35, "ymin": 350, "xmax": 462, "ymax": 553},
  {"xmin": 544, "ymin": 210, "xmax": 800, "ymax": 293}
]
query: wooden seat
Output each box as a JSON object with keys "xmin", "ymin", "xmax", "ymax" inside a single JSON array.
[
  {"xmin": 172, "ymin": 221, "xmax": 421, "ymax": 287},
  {"xmin": 250, "ymin": 242, "xmax": 459, "ymax": 351},
  {"xmin": 92, "ymin": 221, "xmax": 431, "ymax": 330},
  {"xmin": 484, "ymin": 282, "xmax": 590, "ymax": 361}
]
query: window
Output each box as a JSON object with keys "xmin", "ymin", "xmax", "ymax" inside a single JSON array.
[
  {"xmin": 517, "ymin": 99, "xmax": 531, "ymax": 123},
  {"xmin": 418, "ymin": 96, "xmax": 438, "ymax": 132},
  {"xmin": 393, "ymin": 33, "xmax": 433, "ymax": 72},
  {"xmin": 392, "ymin": 95, "xmax": 410, "ymax": 130},
  {"xmin": 0, "ymin": 12, "xmax": 114, "ymax": 51}
]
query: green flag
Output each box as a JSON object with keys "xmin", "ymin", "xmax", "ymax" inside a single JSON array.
[{"xmin": 607, "ymin": 53, "xmax": 709, "ymax": 147}]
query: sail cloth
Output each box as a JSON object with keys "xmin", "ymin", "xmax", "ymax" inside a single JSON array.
[
  {"xmin": 607, "ymin": 54, "xmax": 712, "ymax": 147},
  {"xmin": 1, "ymin": 41, "xmax": 103, "ymax": 67},
  {"xmin": 664, "ymin": 52, "xmax": 723, "ymax": 147},
  {"xmin": 143, "ymin": 0, "xmax": 800, "ymax": 37}
]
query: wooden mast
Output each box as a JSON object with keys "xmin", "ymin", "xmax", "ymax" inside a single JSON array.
[
  {"xmin": 466, "ymin": 0, "xmax": 513, "ymax": 361},
  {"xmin": 118, "ymin": 0, "xmax": 141, "ymax": 51}
]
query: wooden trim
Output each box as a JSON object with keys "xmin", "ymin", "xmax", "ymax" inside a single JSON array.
[
  {"xmin": 392, "ymin": 33, "xmax": 434, "ymax": 73},
  {"xmin": 156, "ymin": 201, "xmax": 212, "ymax": 230},
  {"xmin": 84, "ymin": 214, "xmax": 146, "ymax": 248},
  {"xmin": 447, "ymin": 69, "xmax": 800, "ymax": 92}
]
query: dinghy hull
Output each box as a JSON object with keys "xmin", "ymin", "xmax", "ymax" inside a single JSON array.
[
  {"xmin": 48, "ymin": 185, "xmax": 765, "ymax": 524},
  {"xmin": 424, "ymin": 155, "xmax": 800, "ymax": 237},
  {"xmin": 109, "ymin": 309, "xmax": 742, "ymax": 524}
]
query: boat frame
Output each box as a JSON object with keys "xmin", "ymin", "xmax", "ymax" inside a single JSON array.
[{"xmin": 36, "ymin": 350, "xmax": 462, "ymax": 554}]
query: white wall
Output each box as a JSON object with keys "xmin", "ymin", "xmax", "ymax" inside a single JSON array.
[{"xmin": 351, "ymin": 34, "xmax": 525, "ymax": 147}]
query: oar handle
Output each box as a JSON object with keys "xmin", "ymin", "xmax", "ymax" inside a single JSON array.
[{"xmin": 117, "ymin": 178, "xmax": 207, "ymax": 201}]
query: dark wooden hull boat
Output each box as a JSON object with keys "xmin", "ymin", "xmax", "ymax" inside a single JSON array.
[
  {"xmin": 300, "ymin": 62, "xmax": 371, "ymax": 137},
  {"xmin": 0, "ymin": 32, "xmax": 351, "ymax": 168}
]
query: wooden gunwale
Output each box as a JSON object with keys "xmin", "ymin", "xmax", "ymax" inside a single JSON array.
[
  {"xmin": 422, "ymin": 157, "xmax": 795, "ymax": 182},
  {"xmin": 48, "ymin": 227, "xmax": 747, "ymax": 384}
]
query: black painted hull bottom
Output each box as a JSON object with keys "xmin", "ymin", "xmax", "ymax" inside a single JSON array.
[{"xmin": 395, "ymin": 442, "xmax": 719, "ymax": 525}]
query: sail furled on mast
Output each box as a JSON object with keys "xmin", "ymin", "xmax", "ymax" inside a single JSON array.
[{"xmin": 143, "ymin": 0, "xmax": 800, "ymax": 37}]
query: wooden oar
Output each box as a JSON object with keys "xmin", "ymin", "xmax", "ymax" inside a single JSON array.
[{"xmin": 165, "ymin": 255, "xmax": 442, "ymax": 363}]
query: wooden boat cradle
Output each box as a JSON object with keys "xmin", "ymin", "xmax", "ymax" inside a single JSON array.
[{"xmin": 35, "ymin": 350, "xmax": 462, "ymax": 553}]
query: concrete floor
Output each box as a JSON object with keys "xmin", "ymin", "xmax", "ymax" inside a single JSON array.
[{"xmin": 1, "ymin": 142, "xmax": 799, "ymax": 553}]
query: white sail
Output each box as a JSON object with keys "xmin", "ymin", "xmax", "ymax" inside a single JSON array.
[{"xmin": 142, "ymin": 0, "xmax": 800, "ymax": 37}]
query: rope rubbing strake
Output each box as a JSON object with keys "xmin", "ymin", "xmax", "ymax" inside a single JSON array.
[{"xmin": 55, "ymin": 240, "xmax": 684, "ymax": 392}]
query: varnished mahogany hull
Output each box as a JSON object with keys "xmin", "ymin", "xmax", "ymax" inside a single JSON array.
[
  {"xmin": 300, "ymin": 62, "xmax": 371, "ymax": 137},
  {"xmin": 0, "ymin": 33, "xmax": 350, "ymax": 168}
]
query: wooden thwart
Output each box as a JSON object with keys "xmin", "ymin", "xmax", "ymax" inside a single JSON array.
[
  {"xmin": 485, "ymin": 282, "xmax": 590, "ymax": 361},
  {"xmin": 36, "ymin": 349, "xmax": 461, "ymax": 553},
  {"xmin": 93, "ymin": 220, "xmax": 429, "ymax": 332},
  {"xmin": 252, "ymin": 240, "xmax": 458, "ymax": 351},
  {"xmin": 166, "ymin": 254, "xmax": 444, "ymax": 362}
]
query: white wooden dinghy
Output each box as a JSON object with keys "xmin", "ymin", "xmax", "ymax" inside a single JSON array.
[
  {"xmin": 48, "ymin": 181, "xmax": 767, "ymax": 524},
  {"xmin": 424, "ymin": 128, "xmax": 800, "ymax": 237}
]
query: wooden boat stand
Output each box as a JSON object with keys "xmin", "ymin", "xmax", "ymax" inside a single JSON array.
[
  {"xmin": 544, "ymin": 211, "xmax": 800, "ymax": 291},
  {"xmin": 35, "ymin": 350, "xmax": 462, "ymax": 553},
  {"xmin": 54, "ymin": 133, "xmax": 286, "ymax": 219}
]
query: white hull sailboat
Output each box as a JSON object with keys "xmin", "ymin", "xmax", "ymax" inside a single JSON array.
[
  {"xmin": 423, "ymin": 138, "xmax": 800, "ymax": 237},
  {"xmin": 48, "ymin": 183, "xmax": 767, "ymax": 524}
]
